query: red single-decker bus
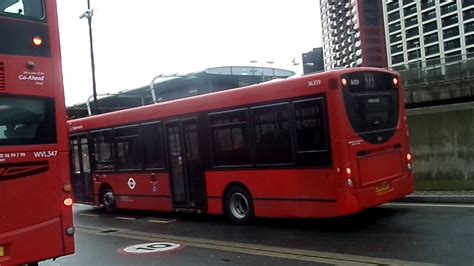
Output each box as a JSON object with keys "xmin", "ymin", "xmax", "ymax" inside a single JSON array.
[{"xmin": 69, "ymin": 67, "xmax": 414, "ymax": 224}]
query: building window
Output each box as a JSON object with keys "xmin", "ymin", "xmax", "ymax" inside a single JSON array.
[
  {"xmin": 422, "ymin": 9, "xmax": 437, "ymax": 21},
  {"xmin": 388, "ymin": 11, "xmax": 400, "ymax": 22},
  {"xmin": 390, "ymin": 32, "xmax": 403, "ymax": 43},
  {"xmin": 406, "ymin": 27, "xmax": 419, "ymax": 39},
  {"xmin": 425, "ymin": 44, "xmax": 440, "ymax": 56},
  {"xmin": 464, "ymin": 9, "xmax": 474, "ymax": 21},
  {"xmin": 421, "ymin": 0, "xmax": 436, "ymax": 10},
  {"xmin": 440, "ymin": 3, "xmax": 457, "ymax": 15},
  {"xmin": 423, "ymin": 21, "xmax": 438, "ymax": 33},
  {"xmin": 444, "ymin": 38, "xmax": 461, "ymax": 51},
  {"xmin": 407, "ymin": 38, "xmax": 421, "ymax": 49},
  {"xmin": 467, "ymin": 47, "xmax": 474, "ymax": 58},
  {"xmin": 463, "ymin": 0, "xmax": 474, "ymax": 8},
  {"xmin": 443, "ymin": 27, "xmax": 460, "ymax": 39},
  {"xmin": 391, "ymin": 43, "xmax": 403, "ymax": 54},
  {"xmin": 389, "ymin": 21, "xmax": 401, "ymax": 32},
  {"xmin": 424, "ymin": 32, "xmax": 439, "ymax": 44},
  {"xmin": 404, "ymin": 5, "xmax": 417, "ymax": 17},
  {"xmin": 392, "ymin": 54, "xmax": 404, "ymax": 64},
  {"xmin": 426, "ymin": 56, "xmax": 441, "ymax": 66},
  {"xmin": 466, "ymin": 34, "xmax": 474, "ymax": 46},
  {"xmin": 408, "ymin": 49, "xmax": 421, "ymax": 60},
  {"xmin": 466, "ymin": 22, "xmax": 474, "ymax": 34},
  {"xmin": 387, "ymin": 1, "xmax": 399, "ymax": 12},
  {"xmin": 405, "ymin": 16, "xmax": 418, "ymax": 28},
  {"xmin": 445, "ymin": 51, "xmax": 462, "ymax": 63},
  {"xmin": 442, "ymin": 15, "xmax": 458, "ymax": 27}
]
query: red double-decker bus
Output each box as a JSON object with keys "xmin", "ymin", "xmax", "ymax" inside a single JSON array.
[
  {"xmin": 0, "ymin": 0, "xmax": 75, "ymax": 264},
  {"xmin": 69, "ymin": 67, "xmax": 414, "ymax": 224}
]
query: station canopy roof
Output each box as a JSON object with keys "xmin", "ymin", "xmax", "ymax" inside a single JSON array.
[{"xmin": 67, "ymin": 66, "xmax": 295, "ymax": 119}]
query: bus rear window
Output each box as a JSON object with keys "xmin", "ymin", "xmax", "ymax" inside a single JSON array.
[
  {"xmin": 0, "ymin": 96, "xmax": 56, "ymax": 145},
  {"xmin": 0, "ymin": 0, "xmax": 44, "ymax": 20},
  {"xmin": 342, "ymin": 71, "xmax": 400, "ymax": 144}
]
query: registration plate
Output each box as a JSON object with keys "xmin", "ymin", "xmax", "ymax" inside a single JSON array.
[
  {"xmin": 375, "ymin": 182, "xmax": 390, "ymax": 193},
  {"xmin": 0, "ymin": 246, "xmax": 4, "ymax": 257}
]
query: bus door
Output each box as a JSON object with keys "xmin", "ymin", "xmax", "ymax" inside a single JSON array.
[
  {"xmin": 165, "ymin": 118, "xmax": 206, "ymax": 210},
  {"xmin": 70, "ymin": 135, "xmax": 94, "ymax": 204}
]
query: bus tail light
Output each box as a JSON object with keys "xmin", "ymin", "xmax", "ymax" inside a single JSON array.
[
  {"xmin": 406, "ymin": 153, "xmax": 413, "ymax": 171},
  {"xmin": 63, "ymin": 183, "xmax": 73, "ymax": 193},
  {"xmin": 392, "ymin": 77, "xmax": 399, "ymax": 86},
  {"xmin": 345, "ymin": 167, "xmax": 352, "ymax": 175},
  {"xmin": 33, "ymin": 36, "xmax": 43, "ymax": 46},
  {"xmin": 341, "ymin": 78, "xmax": 348, "ymax": 86},
  {"xmin": 64, "ymin": 198, "xmax": 73, "ymax": 207}
]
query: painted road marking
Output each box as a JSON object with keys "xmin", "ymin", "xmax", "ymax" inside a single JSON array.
[
  {"xmin": 123, "ymin": 242, "xmax": 180, "ymax": 254},
  {"xmin": 79, "ymin": 213, "xmax": 99, "ymax": 217},
  {"xmin": 115, "ymin": 216, "xmax": 137, "ymax": 221},
  {"xmin": 148, "ymin": 219, "xmax": 177, "ymax": 224},
  {"xmin": 385, "ymin": 202, "xmax": 474, "ymax": 208},
  {"xmin": 77, "ymin": 225, "xmax": 435, "ymax": 266}
]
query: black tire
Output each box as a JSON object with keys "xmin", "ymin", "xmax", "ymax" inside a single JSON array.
[
  {"xmin": 100, "ymin": 187, "xmax": 116, "ymax": 212},
  {"xmin": 224, "ymin": 186, "xmax": 254, "ymax": 224}
]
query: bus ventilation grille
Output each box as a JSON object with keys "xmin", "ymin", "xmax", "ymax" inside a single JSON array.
[{"xmin": 0, "ymin": 62, "xmax": 4, "ymax": 90}]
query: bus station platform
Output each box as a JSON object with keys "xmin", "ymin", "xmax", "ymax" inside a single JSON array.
[{"xmin": 398, "ymin": 190, "xmax": 474, "ymax": 204}]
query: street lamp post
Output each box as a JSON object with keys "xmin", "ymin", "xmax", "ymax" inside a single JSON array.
[
  {"xmin": 79, "ymin": 0, "xmax": 97, "ymax": 115},
  {"xmin": 250, "ymin": 60, "xmax": 274, "ymax": 82}
]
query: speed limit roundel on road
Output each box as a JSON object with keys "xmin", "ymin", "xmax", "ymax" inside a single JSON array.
[{"xmin": 123, "ymin": 242, "xmax": 180, "ymax": 254}]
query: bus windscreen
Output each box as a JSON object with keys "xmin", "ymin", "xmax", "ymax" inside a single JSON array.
[
  {"xmin": 0, "ymin": 0, "xmax": 44, "ymax": 19},
  {"xmin": 0, "ymin": 96, "xmax": 56, "ymax": 145}
]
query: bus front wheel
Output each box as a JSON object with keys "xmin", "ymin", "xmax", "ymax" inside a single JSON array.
[
  {"xmin": 224, "ymin": 186, "xmax": 254, "ymax": 224},
  {"xmin": 100, "ymin": 187, "xmax": 116, "ymax": 212}
]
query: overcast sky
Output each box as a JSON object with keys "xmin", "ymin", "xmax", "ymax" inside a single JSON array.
[{"xmin": 56, "ymin": 0, "xmax": 322, "ymax": 106}]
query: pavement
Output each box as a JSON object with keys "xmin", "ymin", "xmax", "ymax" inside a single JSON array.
[{"xmin": 398, "ymin": 190, "xmax": 474, "ymax": 204}]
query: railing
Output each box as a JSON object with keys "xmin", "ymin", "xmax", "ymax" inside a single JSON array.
[{"xmin": 391, "ymin": 53, "xmax": 474, "ymax": 87}]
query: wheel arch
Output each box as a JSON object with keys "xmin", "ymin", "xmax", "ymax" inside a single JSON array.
[
  {"xmin": 98, "ymin": 182, "xmax": 113, "ymax": 205},
  {"xmin": 222, "ymin": 182, "xmax": 252, "ymax": 214}
]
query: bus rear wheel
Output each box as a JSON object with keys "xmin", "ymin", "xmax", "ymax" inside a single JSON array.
[
  {"xmin": 100, "ymin": 187, "xmax": 116, "ymax": 212},
  {"xmin": 224, "ymin": 186, "xmax": 254, "ymax": 224}
]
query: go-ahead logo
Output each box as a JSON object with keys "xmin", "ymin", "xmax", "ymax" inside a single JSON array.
[{"xmin": 18, "ymin": 71, "xmax": 45, "ymax": 85}]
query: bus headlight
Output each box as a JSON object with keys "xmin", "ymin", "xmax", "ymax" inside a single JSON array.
[{"xmin": 407, "ymin": 163, "xmax": 412, "ymax": 171}]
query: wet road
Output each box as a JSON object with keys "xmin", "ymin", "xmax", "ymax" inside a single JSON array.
[{"xmin": 42, "ymin": 203, "xmax": 474, "ymax": 265}]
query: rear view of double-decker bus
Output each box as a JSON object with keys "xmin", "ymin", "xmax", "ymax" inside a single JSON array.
[{"xmin": 0, "ymin": 0, "xmax": 74, "ymax": 264}]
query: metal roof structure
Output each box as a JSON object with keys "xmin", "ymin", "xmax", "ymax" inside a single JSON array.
[{"xmin": 67, "ymin": 66, "xmax": 295, "ymax": 119}]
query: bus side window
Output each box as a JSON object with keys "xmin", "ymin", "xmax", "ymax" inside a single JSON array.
[
  {"xmin": 92, "ymin": 130, "xmax": 116, "ymax": 171},
  {"xmin": 293, "ymin": 98, "xmax": 331, "ymax": 167}
]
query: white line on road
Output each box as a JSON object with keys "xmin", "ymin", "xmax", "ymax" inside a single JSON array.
[
  {"xmin": 148, "ymin": 219, "xmax": 177, "ymax": 224},
  {"xmin": 115, "ymin": 216, "xmax": 137, "ymax": 221},
  {"xmin": 79, "ymin": 213, "xmax": 99, "ymax": 217},
  {"xmin": 385, "ymin": 202, "xmax": 474, "ymax": 208}
]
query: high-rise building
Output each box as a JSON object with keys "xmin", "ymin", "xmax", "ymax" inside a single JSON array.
[
  {"xmin": 383, "ymin": 0, "xmax": 474, "ymax": 69},
  {"xmin": 320, "ymin": 0, "xmax": 387, "ymax": 70},
  {"xmin": 302, "ymin": 48, "xmax": 324, "ymax": 74}
]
